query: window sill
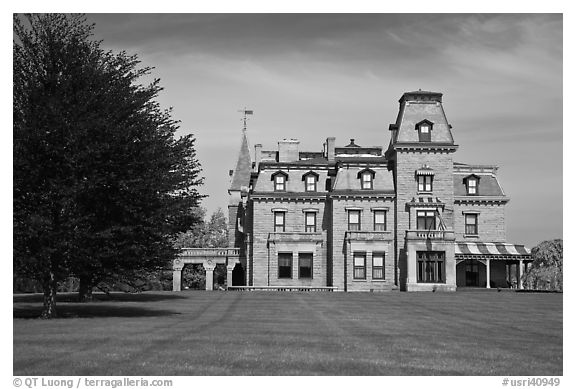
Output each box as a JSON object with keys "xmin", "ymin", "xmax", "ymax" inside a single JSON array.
[
  {"xmin": 417, "ymin": 191, "xmax": 433, "ymax": 195},
  {"xmin": 416, "ymin": 281, "xmax": 446, "ymax": 284},
  {"xmin": 352, "ymin": 279, "xmax": 367, "ymax": 282},
  {"xmin": 464, "ymin": 234, "xmax": 479, "ymax": 238}
]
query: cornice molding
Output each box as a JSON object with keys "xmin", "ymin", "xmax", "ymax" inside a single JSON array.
[{"xmin": 454, "ymin": 196, "xmax": 510, "ymax": 204}]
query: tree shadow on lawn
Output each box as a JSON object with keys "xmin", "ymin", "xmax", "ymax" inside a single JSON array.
[
  {"xmin": 13, "ymin": 304, "xmax": 182, "ymax": 319},
  {"xmin": 13, "ymin": 291, "xmax": 189, "ymax": 304}
]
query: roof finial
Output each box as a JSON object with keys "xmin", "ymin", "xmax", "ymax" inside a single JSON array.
[{"xmin": 238, "ymin": 108, "xmax": 254, "ymax": 133}]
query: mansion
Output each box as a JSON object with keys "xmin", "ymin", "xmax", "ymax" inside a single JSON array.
[{"xmin": 178, "ymin": 90, "xmax": 532, "ymax": 292}]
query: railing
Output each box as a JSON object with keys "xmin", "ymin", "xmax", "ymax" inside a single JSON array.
[
  {"xmin": 267, "ymin": 232, "xmax": 323, "ymax": 243},
  {"xmin": 179, "ymin": 247, "xmax": 240, "ymax": 257},
  {"xmin": 228, "ymin": 286, "xmax": 338, "ymax": 292},
  {"xmin": 406, "ymin": 230, "xmax": 455, "ymax": 240},
  {"xmin": 346, "ymin": 231, "xmax": 392, "ymax": 241}
]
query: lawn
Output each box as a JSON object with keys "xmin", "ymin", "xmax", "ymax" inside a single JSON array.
[{"xmin": 13, "ymin": 290, "xmax": 562, "ymax": 376}]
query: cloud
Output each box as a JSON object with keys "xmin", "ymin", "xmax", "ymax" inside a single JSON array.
[{"xmin": 86, "ymin": 13, "xmax": 562, "ymax": 246}]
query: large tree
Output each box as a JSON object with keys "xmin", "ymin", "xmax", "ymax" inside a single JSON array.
[
  {"xmin": 13, "ymin": 14, "xmax": 204, "ymax": 317},
  {"xmin": 523, "ymin": 239, "xmax": 562, "ymax": 291}
]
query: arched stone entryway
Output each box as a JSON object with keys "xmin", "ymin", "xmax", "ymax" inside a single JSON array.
[{"xmin": 172, "ymin": 248, "xmax": 241, "ymax": 291}]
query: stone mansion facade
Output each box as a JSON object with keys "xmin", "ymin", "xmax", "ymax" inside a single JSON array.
[{"xmin": 223, "ymin": 90, "xmax": 531, "ymax": 292}]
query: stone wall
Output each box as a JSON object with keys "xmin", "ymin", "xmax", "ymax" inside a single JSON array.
[
  {"xmin": 453, "ymin": 202, "xmax": 506, "ymax": 242},
  {"xmin": 393, "ymin": 150, "xmax": 455, "ymax": 290},
  {"xmin": 331, "ymin": 196, "xmax": 396, "ymax": 291},
  {"xmin": 250, "ymin": 197, "xmax": 328, "ymax": 287}
]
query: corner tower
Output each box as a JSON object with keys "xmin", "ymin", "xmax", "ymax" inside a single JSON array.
[
  {"xmin": 386, "ymin": 91, "xmax": 458, "ymax": 291},
  {"xmin": 228, "ymin": 130, "xmax": 252, "ymax": 285}
]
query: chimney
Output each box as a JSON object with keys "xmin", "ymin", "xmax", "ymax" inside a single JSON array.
[
  {"xmin": 254, "ymin": 144, "xmax": 262, "ymax": 171},
  {"xmin": 326, "ymin": 137, "xmax": 335, "ymax": 161},
  {"xmin": 278, "ymin": 139, "xmax": 300, "ymax": 162}
]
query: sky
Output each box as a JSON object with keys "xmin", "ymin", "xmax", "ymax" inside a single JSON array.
[{"xmin": 87, "ymin": 13, "xmax": 562, "ymax": 248}]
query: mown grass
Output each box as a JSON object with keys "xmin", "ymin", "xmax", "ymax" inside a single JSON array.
[{"xmin": 13, "ymin": 290, "xmax": 562, "ymax": 375}]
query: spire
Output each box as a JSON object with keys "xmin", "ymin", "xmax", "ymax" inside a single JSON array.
[{"xmin": 229, "ymin": 130, "xmax": 252, "ymax": 191}]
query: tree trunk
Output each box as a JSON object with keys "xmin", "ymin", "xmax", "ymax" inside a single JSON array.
[
  {"xmin": 41, "ymin": 271, "xmax": 57, "ymax": 319},
  {"xmin": 78, "ymin": 275, "xmax": 94, "ymax": 302}
]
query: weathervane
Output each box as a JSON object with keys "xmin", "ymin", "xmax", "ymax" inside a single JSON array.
[{"xmin": 238, "ymin": 108, "xmax": 253, "ymax": 132}]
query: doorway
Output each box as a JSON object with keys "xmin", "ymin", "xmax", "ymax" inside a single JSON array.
[{"xmin": 465, "ymin": 259, "xmax": 480, "ymax": 287}]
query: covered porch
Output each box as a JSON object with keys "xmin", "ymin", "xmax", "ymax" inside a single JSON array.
[{"xmin": 455, "ymin": 242, "xmax": 532, "ymax": 289}]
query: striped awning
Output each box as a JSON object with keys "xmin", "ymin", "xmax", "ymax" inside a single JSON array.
[
  {"xmin": 416, "ymin": 168, "xmax": 435, "ymax": 176},
  {"xmin": 455, "ymin": 242, "xmax": 531, "ymax": 258},
  {"xmin": 408, "ymin": 197, "xmax": 445, "ymax": 207}
]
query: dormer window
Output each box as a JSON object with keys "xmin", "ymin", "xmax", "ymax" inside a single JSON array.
[
  {"xmin": 464, "ymin": 175, "xmax": 480, "ymax": 195},
  {"xmin": 302, "ymin": 171, "xmax": 319, "ymax": 192},
  {"xmin": 271, "ymin": 171, "xmax": 288, "ymax": 192},
  {"xmin": 275, "ymin": 175, "xmax": 286, "ymax": 191},
  {"xmin": 416, "ymin": 120, "xmax": 433, "ymax": 142},
  {"xmin": 358, "ymin": 168, "xmax": 375, "ymax": 190}
]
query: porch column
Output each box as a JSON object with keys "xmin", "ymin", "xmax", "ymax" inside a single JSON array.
[
  {"xmin": 204, "ymin": 260, "xmax": 215, "ymax": 291},
  {"xmin": 518, "ymin": 259, "xmax": 524, "ymax": 290},
  {"xmin": 227, "ymin": 264, "xmax": 235, "ymax": 289},
  {"xmin": 172, "ymin": 258, "xmax": 184, "ymax": 291},
  {"xmin": 486, "ymin": 259, "xmax": 491, "ymax": 289}
]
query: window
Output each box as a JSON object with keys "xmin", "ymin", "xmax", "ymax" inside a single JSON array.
[
  {"xmin": 305, "ymin": 212, "xmax": 316, "ymax": 232},
  {"xmin": 416, "ymin": 210, "xmax": 436, "ymax": 230},
  {"xmin": 348, "ymin": 210, "xmax": 361, "ymax": 231},
  {"xmin": 361, "ymin": 171, "xmax": 373, "ymax": 190},
  {"xmin": 274, "ymin": 175, "xmax": 286, "ymax": 191},
  {"xmin": 416, "ymin": 120, "xmax": 433, "ymax": 142},
  {"xmin": 274, "ymin": 211, "xmax": 285, "ymax": 232},
  {"xmin": 304, "ymin": 174, "xmax": 317, "ymax": 192},
  {"xmin": 373, "ymin": 210, "xmax": 386, "ymax": 231},
  {"xmin": 467, "ymin": 178, "xmax": 478, "ymax": 195},
  {"xmin": 417, "ymin": 175, "xmax": 433, "ymax": 192},
  {"xmin": 417, "ymin": 251, "xmax": 445, "ymax": 283},
  {"xmin": 465, "ymin": 213, "xmax": 478, "ymax": 235},
  {"xmin": 298, "ymin": 253, "xmax": 313, "ymax": 278},
  {"xmin": 353, "ymin": 252, "xmax": 366, "ymax": 279},
  {"xmin": 372, "ymin": 252, "xmax": 385, "ymax": 279},
  {"xmin": 278, "ymin": 253, "xmax": 293, "ymax": 278}
]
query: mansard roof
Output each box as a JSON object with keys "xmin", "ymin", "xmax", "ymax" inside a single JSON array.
[
  {"xmin": 453, "ymin": 162, "xmax": 506, "ymax": 197},
  {"xmin": 390, "ymin": 90, "xmax": 455, "ymax": 146},
  {"xmin": 259, "ymin": 156, "xmax": 332, "ymax": 168},
  {"xmin": 333, "ymin": 166, "xmax": 394, "ymax": 192},
  {"xmin": 453, "ymin": 175, "xmax": 505, "ymax": 197},
  {"xmin": 229, "ymin": 131, "xmax": 252, "ymax": 191},
  {"xmin": 335, "ymin": 156, "xmax": 387, "ymax": 165},
  {"xmin": 399, "ymin": 90, "xmax": 443, "ymax": 104}
]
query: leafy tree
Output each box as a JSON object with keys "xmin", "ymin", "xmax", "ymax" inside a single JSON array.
[
  {"xmin": 173, "ymin": 208, "xmax": 228, "ymax": 289},
  {"xmin": 522, "ymin": 239, "xmax": 562, "ymax": 291},
  {"xmin": 173, "ymin": 208, "xmax": 228, "ymax": 249},
  {"xmin": 13, "ymin": 14, "xmax": 204, "ymax": 318}
]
